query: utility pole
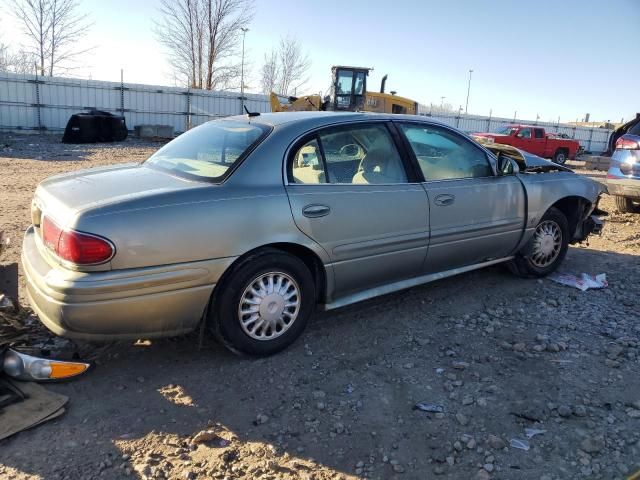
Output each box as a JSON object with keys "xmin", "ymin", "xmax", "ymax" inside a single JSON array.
[
  {"xmin": 240, "ymin": 27, "xmax": 249, "ymax": 113},
  {"xmin": 465, "ymin": 69, "xmax": 473, "ymax": 114}
]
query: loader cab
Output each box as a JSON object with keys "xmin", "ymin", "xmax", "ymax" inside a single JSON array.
[{"xmin": 330, "ymin": 66, "xmax": 370, "ymax": 111}]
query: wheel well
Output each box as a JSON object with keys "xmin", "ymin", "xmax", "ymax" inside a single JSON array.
[
  {"xmin": 218, "ymin": 243, "xmax": 327, "ymax": 304},
  {"xmin": 549, "ymin": 196, "xmax": 590, "ymax": 236},
  {"xmin": 269, "ymin": 243, "xmax": 326, "ymax": 301},
  {"xmin": 555, "ymin": 147, "xmax": 569, "ymax": 155}
]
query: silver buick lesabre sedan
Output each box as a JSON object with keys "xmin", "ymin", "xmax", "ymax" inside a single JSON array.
[{"xmin": 23, "ymin": 112, "xmax": 605, "ymax": 355}]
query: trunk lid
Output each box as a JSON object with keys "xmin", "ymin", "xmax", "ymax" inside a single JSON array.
[{"xmin": 34, "ymin": 163, "xmax": 202, "ymax": 228}]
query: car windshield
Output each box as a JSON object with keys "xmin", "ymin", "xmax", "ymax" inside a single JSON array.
[
  {"xmin": 145, "ymin": 120, "xmax": 268, "ymax": 181},
  {"xmin": 494, "ymin": 126, "xmax": 518, "ymax": 135}
]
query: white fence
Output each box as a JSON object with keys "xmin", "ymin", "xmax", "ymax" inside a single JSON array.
[
  {"xmin": 0, "ymin": 72, "xmax": 271, "ymax": 134},
  {"xmin": 0, "ymin": 71, "xmax": 612, "ymax": 153}
]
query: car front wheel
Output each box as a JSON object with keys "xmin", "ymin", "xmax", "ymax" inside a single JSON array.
[
  {"xmin": 208, "ymin": 249, "xmax": 315, "ymax": 356},
  {"xmin": 508, "ymin": 207, "xmax": 569, "ymax": 278}
]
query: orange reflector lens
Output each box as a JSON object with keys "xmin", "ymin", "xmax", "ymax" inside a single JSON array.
[{"xmin": 49, "ymin": 362, "xmax": 90, "ymax": 379}]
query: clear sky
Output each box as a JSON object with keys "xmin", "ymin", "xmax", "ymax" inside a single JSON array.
[{"xmin": 1, "ymin": 0, "xmax": 638, "ymax": 123}]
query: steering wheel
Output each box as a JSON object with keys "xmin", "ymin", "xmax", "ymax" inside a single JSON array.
[{"xmin": 339, "ymin": 144, "xmax": 360, "ymax": 157}]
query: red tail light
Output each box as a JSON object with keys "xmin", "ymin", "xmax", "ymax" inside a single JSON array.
[
  {"xmin": 615, "ymin": 137, "xmax": 640, "ymax": 150},
  {"xmin": 42, "ymin": 216, "xmax": 114, "ymax": 265}
]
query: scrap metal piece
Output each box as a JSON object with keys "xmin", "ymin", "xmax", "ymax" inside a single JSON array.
[
  {"xmin": 413, "ymin": 402, "xmax": 445, "ymax": 413},
  {"xmin": 0, "ymin": 379, "xmax": 68, "ymax": 440}
]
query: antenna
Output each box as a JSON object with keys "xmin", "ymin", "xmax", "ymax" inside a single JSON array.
[{"xmin": 244, "ymin": 105, "xmax": 260, "ymax": 117}]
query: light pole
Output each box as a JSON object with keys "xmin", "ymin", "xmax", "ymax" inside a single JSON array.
[
  {"xmin": 465, "ymin": 69, "xmax": 473, "ymax": 115},
  {"xmin": 440, "ymin": 96, "xmax": 446, "ymax": 108},
  {"xmin": 240, "ymin": 27, "xmax": 249, "ymax": 113}
]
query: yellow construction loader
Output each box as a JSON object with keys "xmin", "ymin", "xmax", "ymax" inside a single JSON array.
[{"xmin": 270, "ymin": 66, "xmax": 418, "ymax": 115}]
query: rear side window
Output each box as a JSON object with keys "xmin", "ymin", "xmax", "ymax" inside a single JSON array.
[
  {"xmin": 145, "ymin": 120, "xmax": 268, "ymax": 181},
  {"xmin": 534, "ymin": 129, "xmax": 544, "ymax": 138},
  {"xmin": 291, "ymin": 139, "xmax": 325, "ymax": 184}
]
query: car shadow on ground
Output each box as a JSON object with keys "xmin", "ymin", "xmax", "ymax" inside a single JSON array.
[{"xmin": 1, "ymin": 246, "xmax": 639, "ymax": 479}]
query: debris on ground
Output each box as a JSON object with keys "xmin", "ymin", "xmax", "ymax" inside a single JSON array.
[
  {"xmin": 0, "ymin": 294, "xmax": 14, "ymax": 312},
  {"xmin": 524, "ymin": 427, "xmax": 547, "ymax": 438},
  {"xmin": 547, "ymin": 272, "xmax": 608, "ymax": 291},
  {"xmin": 413, "ymin": 402, "xmax": 445, "ymax": 413},
  {"xmin": 510, "ymin": 438, "xmax": 531, "ymax": 451}
]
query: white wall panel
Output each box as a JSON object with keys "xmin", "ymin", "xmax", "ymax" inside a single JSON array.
[{"xmin": 0, "ymin": 72, "xmax": 612, "ymax": 152}]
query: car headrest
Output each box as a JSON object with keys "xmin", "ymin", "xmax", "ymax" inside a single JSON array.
[{"xmin": 360, "ymin": 148, "xmax": 389, "ymax": 173}]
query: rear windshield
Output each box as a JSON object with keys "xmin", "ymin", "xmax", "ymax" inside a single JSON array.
[
  {"xmin": 145, "ymin": 120, "xmax": 269, "ymax": 181},
  {"xmin": 628, "ymin": 122, "xmax": 640, "ymax": 136}
]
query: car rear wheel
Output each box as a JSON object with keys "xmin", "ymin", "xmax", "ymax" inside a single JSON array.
[
  {"xmin": 553, "ymin": 149, "xmax": 568, "ymax": 165},
  {"xmin": 208, "ymin": 249, "xmax": 315, "ymax": 356},
  {"xmin": 614, "ymin": 195, "xmax": 635, "ymax": 213},
  {"xmin": 508, "ymin": 207, "xmax": 569, "ymax": 278}
]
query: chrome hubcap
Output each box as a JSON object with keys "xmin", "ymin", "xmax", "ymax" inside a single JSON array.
[
  {"xmin": 238, "ymin": 272, "xmax": 301, "ymax": 341},
  {"xmin": 531, "ymin": 220, "xmax": 562, "ymax": 268}
]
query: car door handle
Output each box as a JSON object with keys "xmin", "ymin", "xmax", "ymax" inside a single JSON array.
[
  {"xmin": 434, "ymin": 194, "xmax": 455, "ymax": 206},
  {"xmin": 302, "ymin": 204, "xmax": 331, "ymax": 218}
]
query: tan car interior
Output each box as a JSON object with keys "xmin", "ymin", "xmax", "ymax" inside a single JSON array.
[{"xmin": 352, "ymin": 147, "xmax": 407, "ymax": 184}]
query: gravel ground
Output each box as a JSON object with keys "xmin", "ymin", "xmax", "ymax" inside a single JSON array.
[{"xmin": 1, "ymin": 133, "xmax": 639, "ymax": 480}]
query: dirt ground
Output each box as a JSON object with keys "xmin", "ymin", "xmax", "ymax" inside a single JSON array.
[{"xmin": 1, "ymin": 133, "xmax": 639, "ymax": 480}]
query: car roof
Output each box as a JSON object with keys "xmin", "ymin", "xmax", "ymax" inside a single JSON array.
[
  {"xmin": 508, "ymin": 124, "xmax": 544, "ymax": 129},
  {"xmin": 223, "ymin": 111, "xmax": 445, "ymax": 129}
]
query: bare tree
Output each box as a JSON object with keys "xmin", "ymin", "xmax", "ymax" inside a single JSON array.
[
  {"xmin": 0, "ymin": 43, "xmax": 10, "ymax": 72},
  {"xmin": 0, "ymin": 45, "xmax": 35, "ymax": 74},
  {"xmin": 260, "ymin": 49, "xmax": 279, "ymax": 94},
  {"xmin": 155, "ymin": 0, "xmax": 253, "ymax": 90},
  {"xmin": 260, "ymin": 35, "xmax": 311, "ymax": 95},
  {"xmin": 11, "ymin": 0, "xmax": 92, "ymax": 76}
]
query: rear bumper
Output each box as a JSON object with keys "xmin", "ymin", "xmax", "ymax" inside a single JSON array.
[
  {"xmin": 607, "ymin": 178, "xmax": 640, "ymax": 200},
  {"xmin": 22, "ymin": 226, "xmax": 235, "ymax": 341},
  {"xmin": 607, "ymin": 149, "xmax": 640, "ymax": 199}
]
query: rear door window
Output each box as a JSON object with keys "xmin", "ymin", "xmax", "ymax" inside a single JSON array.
[
  {"xmin": 291, "ymin": 139, "xmax": 325, "ymax": 184},
  {"xmin": 289, "ymin": 123, "xmax": 409, "ymax": 185},
  {"xmin": 320, "ymin": 124, "xmax": 407, "ymax": 184}
]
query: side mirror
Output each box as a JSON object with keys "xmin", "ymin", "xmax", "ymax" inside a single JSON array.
[{"xmin": 496, "ymin": 152, "xmax": 515, "ymax": 175}]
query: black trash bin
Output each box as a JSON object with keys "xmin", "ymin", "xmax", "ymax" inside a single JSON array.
[{"xmin": 62, "ymin": 110, "xmax": 128, "ymax": 143}]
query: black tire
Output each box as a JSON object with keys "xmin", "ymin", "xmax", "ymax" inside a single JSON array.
[
  {"xmin": 208, "ymin": 248, "xmax": 315, "ymax": 356},
  {"xmin": 614, "ymin": 195, "xmax": 635, "ymax": 213},
  {"xmin": 552, "ymin": 149, "xmax": 568, "ymax": 165},
  {"xmin": 508, "ymin": 207, "xmax": 569, "ymax": 278}
]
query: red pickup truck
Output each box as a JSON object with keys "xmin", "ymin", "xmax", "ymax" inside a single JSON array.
[{"xmin": 472, "ymin": 125, "xmax": 581, "ymax": 165}]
